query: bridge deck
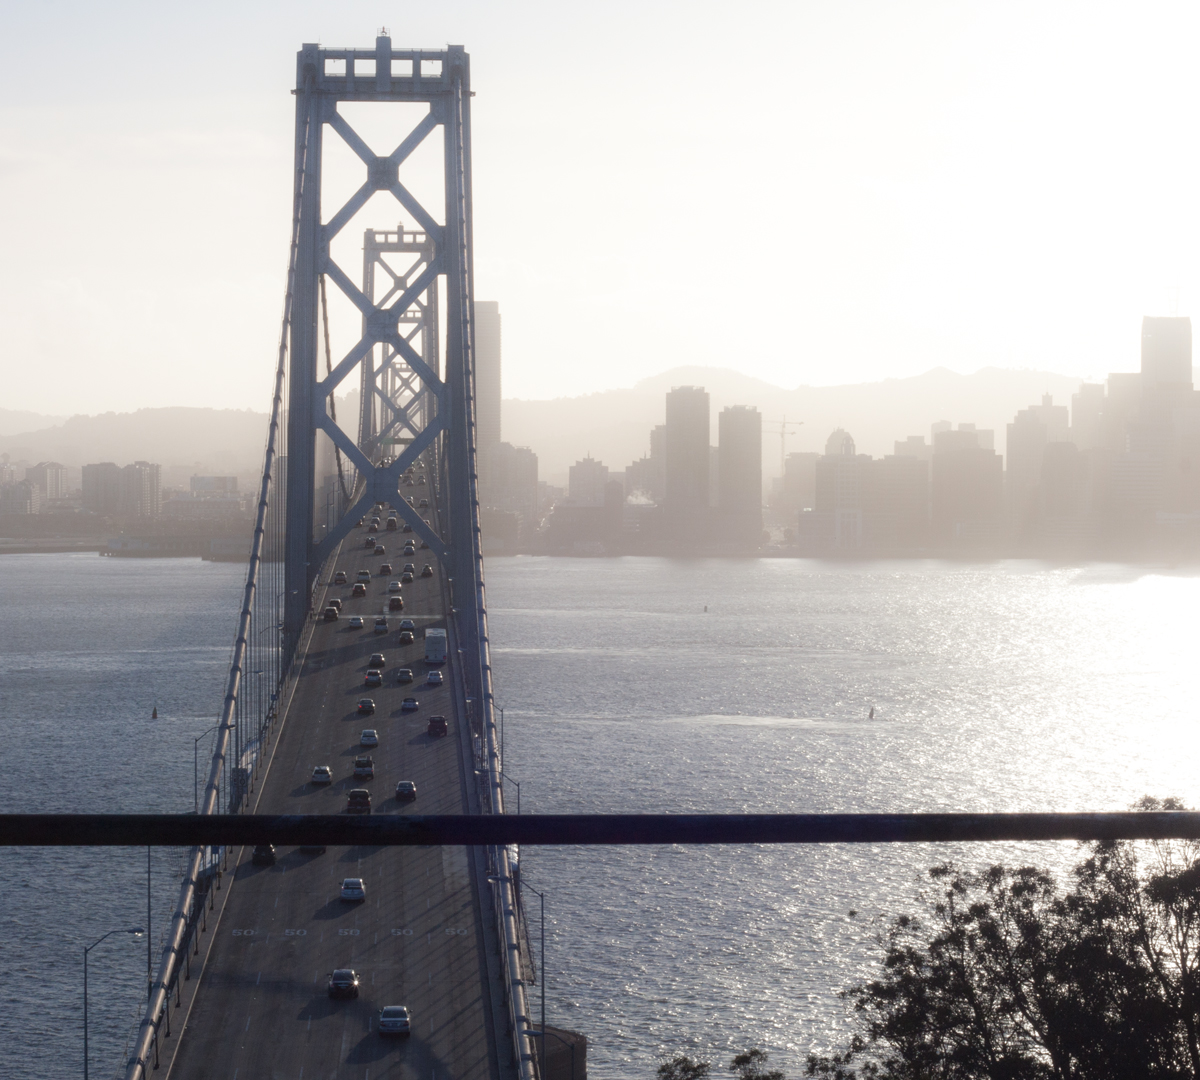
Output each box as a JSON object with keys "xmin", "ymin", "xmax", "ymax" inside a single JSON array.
[{"xmin": 170, "ymin": 505, "xmax": 499, "ymax": 1080}]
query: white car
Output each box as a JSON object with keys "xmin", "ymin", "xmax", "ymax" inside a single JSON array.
[
  {"xmin": 426, "ymin": 670, "xmax": 443, "ymax": 686},
  {"xmin": 340, "ymin": 878, "xmax": 366, "ymax": 902},
  {"xmin": 387, "ymin": 580, "xmax": 402, "ymax": 594},
  {"xmin": 360, "ymin": 729, "xmax": 379, "ymax": 747},
  {"xmin": 311, "ymin": 765, "xmax": 333, "ymax": 784},
  {"xmin": 348, "ymin": 615, "xmax": 364, "ymax": 629},
  {"xmin": 356, "ymin": 569, "xmax": 372, "ymax": 583},
  {"xmin": 379, "ymin": 1005, "xmax": 411, "ymax": 1036}
]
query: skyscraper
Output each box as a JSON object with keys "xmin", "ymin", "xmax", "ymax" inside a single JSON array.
[
  {"xmin": 718, "ymin": 405, "xmax": 762, "ymax": 543},
  {"xmin": 82, "ymin": 462, "xmax": 123, "ymax": 513},
  {"xmin": 1141, "ymin": 316, "xmax": 1192, "ymax": 390},
  {"xmin": 475, "ymin": 300, "xmax": 502, "ymax": 451},
  {"xmin": 664, "ymin": 386, "xmax": 710, "ymax": 516}
]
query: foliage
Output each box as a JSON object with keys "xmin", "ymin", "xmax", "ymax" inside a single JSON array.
[
  {"xmin": 730, "ymin": 1048, "xmax": 786, "ymax": 1080},
  {"xmin": 659, "ymin": 1057, "xmax": 712, "ymax": 1080},
  {"xmin": 806, "ymin": 798, "xmax": 1200, "ymax": 1080}
]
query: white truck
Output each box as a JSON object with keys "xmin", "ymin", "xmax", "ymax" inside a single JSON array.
[{"xmin": 424, "ymin": 627, "xmax": 447, "ymax": 665}]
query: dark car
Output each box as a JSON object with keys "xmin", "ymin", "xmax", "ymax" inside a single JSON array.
[
  {"xmin": 374, "ymin": 546, "xmax": 386, "ymax": 557},
  {"xmin": 402, "ymin": 523, "xmax": 413, "ymax": 533},
  {"xmin": 402, "ymin": 563, "xmax": 415, "ymax": 574},
  {"xmin": 251, "ymin": 844, "xmax": 276, "ymax": 866},
  {"xmin": 418, "ymin": 498, "xmax": 429, "ymax": 508},
  {"xmin": 352, "ymin": 582, "xmax": 367, "ymax": 597},
  {"xmin": 386, "ymin": 518, "xmax": 397, "ymax": 531},
  {"xmin": 421, "ymin": 565, "xmax": 433, "ymax": 578},
  {"xmin": 346, "ymin": 788, "xmax": 372, "ymax": 814},
  {"xmin": 379, "ymin": 563, "xmax": 393, "ymax": 575},
  {"xmin": 427, "ymin": 715, "xmax": 448, "ymax": 737},
  {"xmin": 368, "ymin": 652, "xmax": 386, "ymax": 667},
  {"xmin": 398, "ymin": 630, "xmax": 414, "ymax": 645},
  {"xmin": 368, "ymin": 522, "xmax": 379, "ymax": 533},
  {"xmin": 328, "ymin": 968, "xmax": 361, "ymax": 998},
  {"xmin": 388, "ymin": 596, "xmax": 404, "ymax": 611},
  {"xmin": 328, "ymin": 598, "xmax": 342, "ymax": 611},
  {"xmin": 396, "ymin": 668, "xmax": 414, "ymax": 684},
  {"xmin": 401, "ymin": 571, "xmax": 414, "ymax": 584},
  {"xmin": 357, "ymin": 697, "xmax": 376, "ymax": 715},
  {"xmin": 365, "ymin": 537, "xmax": 376, "ymax": 548},
  {"xmin": 364, "ymin": 669, "xmax": 382, "ymax": 688},
  {"xmin": 322, "ymin": 606, "xmax": 339, "ymax": 622},
  {"xmin": 353, "ymin": 755, "xmax": 374, "ymax": 779}
]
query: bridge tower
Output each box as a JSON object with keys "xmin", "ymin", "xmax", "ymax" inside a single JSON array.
[{"xmin": 284, "ymin": 36, "xmax": 485, "ymax": 710}]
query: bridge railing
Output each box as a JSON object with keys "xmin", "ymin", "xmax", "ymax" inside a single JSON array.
[{"xmin": 119, "ymin": 79, "xmax": 311, "ymax": 1080}]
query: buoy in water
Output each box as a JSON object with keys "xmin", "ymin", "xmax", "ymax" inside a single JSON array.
[{"xmin": 152, "ymin": 706, "xmax": 158, "ymax": 719}]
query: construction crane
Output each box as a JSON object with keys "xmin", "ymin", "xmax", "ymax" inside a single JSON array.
[{"xmin": 763, "ymin": 417, "xmax": 804, "ymax": 479}]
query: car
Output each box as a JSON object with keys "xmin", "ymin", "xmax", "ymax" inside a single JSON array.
[
  {"xmin": 327, "ymin": 968, "xmax": 361, "ymax": 998},
  {"xmin": 401, "ymin": 571, "xmax": 414, "ymax": 584},
  {"xmin": 356, "ymin": 518, "xmax": 364, "ymax": 527},
  {"xmin": 322, "ymin": 606, "xmax": 339, "ymax": 622},
  {"xmin": 369, "ymin": 652, "xmax": 386, "ymax": 667},
  {"xmin": 402, "ymin": 523, "xmax": 413, "ymax": 533},
  {"xmin": 346, "ymin": 788, "xmax": 371, "ymax": 814},
  {"xmin": 356, "ymin": 569, "xmax": 372, "ymax": 583},
  {"xmin": 398, "ymin": 618, "xmax": 415, "ymax": 631},
  {"xmin": 340, "ymin": 877, "xmax": 366, "ymax": 902},
  {"xmin": 360, "ymin": 729, "xmax": 379, "ymax": 747},
  {"xmin": 334, "ymin": 570, "xmax": 347, "ymax": 584},
  {"xmin": 351, "ymin": 582, "xmax": 367, "ymax": 597},
  {"xmin": 418, "ymin": 475, "xmax": 426, "ymax": 484},
  {"xmin": 385, "ymin": 518, "xmax": 397, "ymax": 531},
  {"xmin": 364, "ymin": 669, "xmax": 382, "ymax": 688},
  {"xmin": 375, "ymin": 545, "xmax": 386, "ymax": 557},
  {"xmin": 365, "ymin": 537, "xmax": 376, "ymax": 549},
  {"xmin": 388, "ymin": 579, "xmax": 402, "ymax": 594},
  {"xmin": 311, "ymin": 765, "xmax": 333, "ymax": 784},
  {"xmin": 388, "ymin": 595, "xmax": 404, "ymax": 611},
  {"xmin": 379, "ymin": 562, "xmax": 393, "ymax": 575},
  {"xmin": 420, "ymin": 539, "xmax": 430, "ymax": 549},
  {"xmin": 421, "ymin": 564, "xmax": 433, "ymax": 577},
  {"xmin": 368, "ymin": 522, "xmax": 379, "ymax": 532},
  {"xmin": 348, "ymin": 615, "xmax": 364, "ymax": 628},
  {"xmin": 374, "ymin": 616, "xmax": 388, "ymax": 634},
  {"xmin": 426, "ymin": 670, "xmax": 443, "ymax": 686},
  {"xmin": 427, "ymin": 715, "xmax": 448, "ymax": 737},
  {"xmin": 402, "ymin": 562, "xmax": 415, "ymax": 573},
  {"xmin": 251, "ymin": 844, "xmax": 276, "ymax": 866},
  {"xmin": 403, "ymin": 543, "xmax": 416, "ymax": 555},
  {"xmin": 398, "ymin": 630, "xmax": 414, "ymax": 645},
  {"xmin": 353, "ymin": 755, "xmax": 374, "ymax": 778},
  {"xmin": 357, "ymin": 697, "xmax": 376, "ymax": 715},
  {"xmin": 395, "ymin": 781, "xmax": 417, "ymax": 802},
  {"xmin": 396, "ymin": 667, "xmax": 414, "ymax": 684},
  {"xmin": 328, "ymin": 598, "xmax": 342, "ymax": 611},
  {"xmin": 378, "ymin": 1005, "xmax": 411, "ymax": 1036},
  {"xmin": 403, "ymin": 477, "xmax": 414, "ymax": 486},
  {"xmin": 418, "ymin": 498, "xmax": 429, "ymax": 509},
  {"xmin": 401, "ymin": 696, "xmax": 419, "ymax": 712}
]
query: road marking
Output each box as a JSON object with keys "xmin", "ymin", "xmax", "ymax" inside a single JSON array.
[
  {"xmin": 244, "ymin": 1015, "xmax": 251, "ymax": 1031},
  {"xmin": 256, "ymin": 971, "xmax": 261, "ymax": 985}
]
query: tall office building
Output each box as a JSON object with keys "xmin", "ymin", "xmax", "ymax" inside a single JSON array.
[
  {"xmin": 82, "ymin": 462, "xmax": 124, "ymax": 513},
  {"xmin": 475, "ymin": 300, "xmax": 502, "ymax": 451},
  {"xmin": 568, "ymin": 456, "xmax": 610, "ymax": 506},
  {"xmin": 664, "ymin": 386, "xmax": 710, "ymax": 514},
  {"xmin": 26, "ymin": 461, "xmax": 67, "ymax": 501},
  {"xmin": 717, "ymin": 405, "xmax": 762, "ymax": 542},
  {"xmin": 1006, "ymin": 394, "xmax": 1069, "ymax": 530},
  {"xmin": 121, "ymin": 461, "xmax": 162, "ymax": 517},
  {"xmin": 1141, "ymin": 316, "xmax": 1192, "ymax": 390}
]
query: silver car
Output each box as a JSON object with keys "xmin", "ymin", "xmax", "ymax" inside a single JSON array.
[{"xmin": 379, "ymin": 1005, "xmax": 411, "ymax": 1036}]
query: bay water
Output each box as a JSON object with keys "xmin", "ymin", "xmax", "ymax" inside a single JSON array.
[{"xmin": 2, "ymin": 553, "xmax": 1196, "ymax": 1078}]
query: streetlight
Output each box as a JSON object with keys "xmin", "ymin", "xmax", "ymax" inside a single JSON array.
[
  {"xmin": 499, "ymin": 771, "xmax": 521, "ymax": 815},
  {"xmin": 194, "ymin": 724, "xmax": 220, "ymax": 814},
  {"xmin": 84, "ymin": 927, "xmax": 144, "ymax": 1080}
]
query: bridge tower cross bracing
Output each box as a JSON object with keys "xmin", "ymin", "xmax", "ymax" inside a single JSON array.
[{"xmin": 283, "ymin": 36, "xmax": 484, "ymax": 716}]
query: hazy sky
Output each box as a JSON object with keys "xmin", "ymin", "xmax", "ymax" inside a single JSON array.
[{"xmin": 3, "ymin": 1, "xmax": 1199, "ymax": 415}]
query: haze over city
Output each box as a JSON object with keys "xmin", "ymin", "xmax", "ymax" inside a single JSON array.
[{"xmin": 5, "ymin": 1, "xmax": 1200, "ymax": 413}]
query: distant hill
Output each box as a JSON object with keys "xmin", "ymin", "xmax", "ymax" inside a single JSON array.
[
  {"xmin": 0, "ymin": 408, "xmax": 67, "ymax": 438},
  {"xmin": 502, "ymin": 365, "xmax": 1094, "ymax": 483},
  {"xmin": 0, "ymin": 407, "xmax": 269, "ymax": 476}
]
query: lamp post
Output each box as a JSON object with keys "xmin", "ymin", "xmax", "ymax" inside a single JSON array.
[
  {"xmin": 194, "ymin": 724, "xmax": 220, "ymax": 814},
  {"xmin": 499, "ymin": 771, "xmax": 521, "ymax": 815},
  {"xmin": 84, "ymin": 926, "xmax": 144, "ymax": 1080}
]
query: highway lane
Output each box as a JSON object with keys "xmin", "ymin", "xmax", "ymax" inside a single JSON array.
[{"xmin": 170, "ymin": 498, "xmax": 499, "ymax": 1080}]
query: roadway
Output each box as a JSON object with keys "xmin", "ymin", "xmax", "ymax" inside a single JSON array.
[{"xmin": 170, "ymin": 484, "xmax": 500, "ymax": 1080}]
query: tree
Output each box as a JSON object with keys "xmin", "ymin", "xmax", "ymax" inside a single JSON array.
[
  {"xmin": 806, "ymin": 799, "xmax": 1200, "ymax": 1079},
  {"xmin": 730, "ymin": 1048, "xmax": 785, "ymax": 1080},
  {"xmin": 659, "ymin": 1056, "xmax": 711, "ymax": 1080}
]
